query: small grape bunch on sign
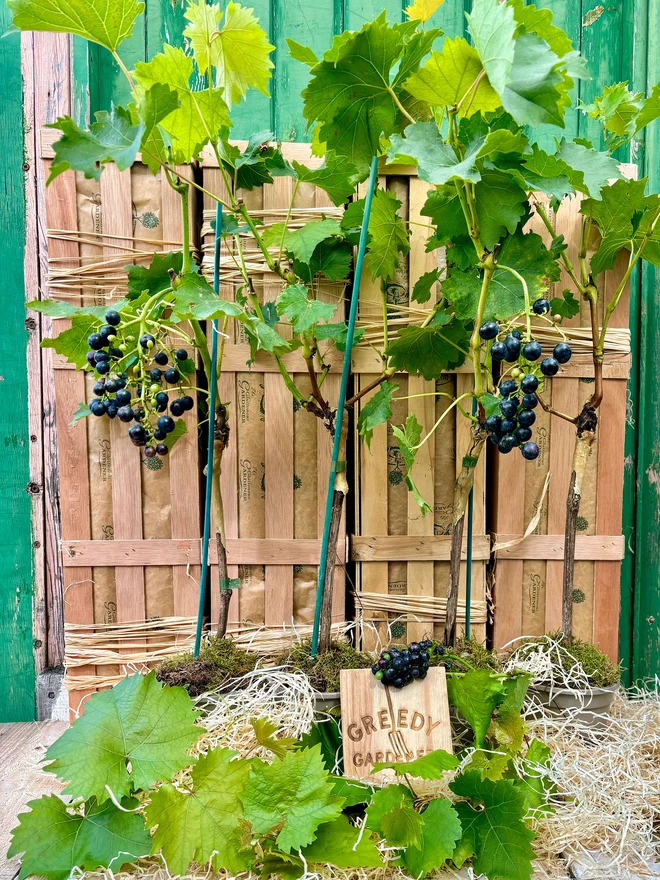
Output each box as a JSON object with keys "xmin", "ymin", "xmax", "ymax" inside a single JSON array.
[
  {"xmin": 85, "ymin": 307, "xmax": 195, "ymax": 459},
  {"xmin": 372, "ymin": 639, "xmax": 433, "ymax": 689},
  {"xmin": 479, "ymin": 298, "xmax": 573, "ymax": 461}
]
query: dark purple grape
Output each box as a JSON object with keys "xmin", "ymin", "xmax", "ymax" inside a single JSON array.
[
  {"xmin": 149, "ymin": 368, "xmax": 162, "ymax": 382},
  {"xmin": 540, "ymin": 357, "xmax": 559, "ymax": 377},
  {"xmin": 532, "ymin": 298, "xmax": 550, "ymax": 315},
  {"xmin": 89, "ymin": 399, "xmax": 106, "ymax": 416},
  {"xmin": 180, "ymin": 395, "xmax": 194, "ymax": 411},
  {"xmin": 93, "ymin": 382, "xmax": 106, "ymax": 397},
  {"xmin": 521, "ymin": 441, "xmax": 540, "ymax": 461},
  {"xmin": 518, "ymin": 409, "xmax": 536, "ymax": 428},
  {"xmin": 522, "ymin": 393, "xmax": 538, "ymax": 409},
  {"xmin": 157, "ymin": 415, "xmax": 175, "ymax": 434},
  {"xmin": 554, "ymin": 342, "xmax": 572, "ymax": 364},
  {"xmin": 170, "ymin": 399, "xmax": 185, "ymax": 417},
  {"xmin": 115, "ymin": 389, "xmax": 132, "ymax": 407},
  {"xmin": 479, "ymin": 321, "xmax": 499, "ymax": 340},
  {"xmin": 516, "ymin": 426, "xmax": 532, "ymax": 443},
  {"xmin": 521, "ymin": 373, "xmax": 539, "ymax": 393},
  {"xmin": 139, "ymin": 333, "xmax": 156, "ymax": 349},
  {"xmin": 105, "ymin": 310, "xmax": 121, "ymax": 326},
  {"xmin": 154, "ymin": 351, "xmax": 169, "ymax": 366},
  {"xmin": 491, "ymin": 341, "xmax": 507, "ymax": 361},
  {"xmin": 156, "ymin": 443, "xmax": 169, "ymax": 456},
  {"xmin": 96, "ymin": 360, "xmax": 110, "ymax": 375},
  {"xmin": 523, "ymin": 340, "xmax": 542, "ymax": 361},
  {"xmin": 500, "ymin": 379, "xmax": 517, "ymax": 397},
  {"xmin": 164, "ymin": 368, "xmax": 180, "ymax": 384},
  {"xmin": 175, "ymin": 348, "xmax": 189, "ymax": 361},
  {"xmin": 485, "ymin": 415, "xmax": 503, "ymax": 434},
  {"xmin": 500, "ymin": 398, "xmax": 518, "ymax": 418},
  {"xmin": 87, "ymin": 333, "xmax": 104, "ymax": 351},
  {"xmin": 117, "ymin": 406, "xmax": 134, "ymax": 423}
]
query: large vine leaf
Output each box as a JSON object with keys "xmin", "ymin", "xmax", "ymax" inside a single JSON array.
[
  {"xmin": 386, "ymin": 322, "xmax": 469, "ymax": 379},
  {"xmin": 635, "ymin": 81, "xmax": 660, "ymax": 133},
  {"xmin": 241, "ymin": 745, "xmax": 344, "ymax": 853},
  {"xmin": 501, "ymin": 33, "xmax": 567, "ymax": 128},
  {"xmin": 405, "ymin": 38, "xmax": 500, "ymax": 117},
  {"xmin": 276, "ymin": 284, "xmax": 336, "ymax": 333},
  {"xmin": 43, "ymin": 672, "xmax": 201, "ymax": 802},
  {"xmin": 366, "ymin": 188, "xmax": 410, "ymax": 280},
  {"xmin": 8, "ymin": 0, "xmax": 144, "ymax": 51},
  {"xmin": 302, "ymin": 814, "xmax": 384, "ymax": 868},
  {"xmin": 466, "ymin": 0, "xmax": 516, "ymax": 95},
  {"xmin": 450, "ymin": 773, "xmax": 536, "ymax": 880},
  {"xmin": 290, "ymin": 160, "xmax": 358, "ymax": 207},
  {"xmin": 8, "ymin": 795, "xmax": 151, "ymax": 880},
  {"xmin": 411, "ymin": 268, "xmax": 441, "ymax": 304},
  {"xmin": 373, "ymin": 748, "xmax": 459, "ymax": 780},
  {"xmin": 557, "ymin": 140, "xmax": 623, "ymax": 199},
  {"xmin": 404, "ymin": 0, "xmax": 445, "ymax": 23},
  {"xmin": 444, "ymin": 230, "xmax": 560, "ymax": 322},
  {"xmin": 218, "ymin": 131, "xmax": 288, "ymax": 190},
  {"xmin": 388, "ymin": 121, "xmax": 482, "ymax": 185},
  {"xmin": 126, "ymin": 251, "xmax": 183, "ymax": 299},
  {"xmin": 292, "ymin": 239, "xmax": 353, "ymax": 283},
  {"xmin": 263, "ymin": 219, "xmax": 342, "ymax": 264},
  {"xmin": 42, "ymin": 314, "xmax": 103, "ymax": 370},
  {"xmin": 212, "ymin": 2, "xmax": 275, "ymax": 105},
  {"xmin": 499, "ymin": 143, "xmax": 575, "ymax": 201},
  {"xmin": 398, "ymin": 798, "xmax": 462, "ymax": 878},
  {"xmin": 473, "ymin": 170, "xmax": 528, "ymax": 250},
  {"xmin": 391, "ymin": 413, "xmax": 432, "ymax": 515},
  {"xmin": 145, "ymin": 747, "xmax": 253, "ymax": 875},
  {"xmin": 171, "ymin": 271, "xmax": 244, "ymax": 320},
  {"xmin": 365, "ymin": 783, "xmax": 415, "ymax": 834},
  {"xmin": 446, "ymin": 669, "xmax": 507, "ymax": 748},
  {"xmin": 358, "ymin": 381, "xmax": 398, "ymax": 449},
  {"xmin": 580, "ymin": 177, "xmax": 647, "ymax": 274},
  {"xmin": 381, "ymin": 802, "xmax": 425, "ymax": 848},
  {"xmin": 581, "ymin": 81, "xmax": 644, "ymax": 139},
  {"xmin": 47, "ymin": 108, "xmax": 144, "ymax": 183}
]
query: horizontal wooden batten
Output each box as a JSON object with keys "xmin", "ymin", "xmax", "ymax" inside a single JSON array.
[
  {"xmin": 61, "ymin": 538, "xmax": 346, "ymax": 566},
  {"xmin": 350, "ymin": 535, "xmax": 491, "ymax": 562},
  {"xmin": 494, "ymin": 535, "xmax": 625, "ymax": 561}
]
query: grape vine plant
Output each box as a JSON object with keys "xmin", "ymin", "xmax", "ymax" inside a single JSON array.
[{"xmin": 11, "ymin": 0, "xmax": 660, "ymax": 650}]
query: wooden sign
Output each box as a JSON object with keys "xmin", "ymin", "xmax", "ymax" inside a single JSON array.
[{"xmin": 340, "ymin": 668, "xmax": 453, "ymax": 781}]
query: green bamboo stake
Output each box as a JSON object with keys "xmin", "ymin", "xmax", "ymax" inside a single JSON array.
[{"xmin": 311, "ymin": 156, "xmax": 379, "ymax": 657}]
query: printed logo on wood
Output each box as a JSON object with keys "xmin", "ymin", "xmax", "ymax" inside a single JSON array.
[{"xmin": 340, "ymin": 667, "xmax": 452, "ymax": 781}]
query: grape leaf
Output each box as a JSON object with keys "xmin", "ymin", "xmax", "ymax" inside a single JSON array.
[
  {"xmin": 479, "ymin": 392, "xmax": 501, "ymax": 419},
  {"xmin": 381, "ymin": 803, "xmax": 424, "ymax": 848},
  {"xmin": 580, "ymin": 177, "xmax": 647, "ymax": 274},
  {"xmin": 550, "ymin": 288, "xmax": 580, "ymax": 319},
  {"xmin": 473, "ymin": 170, "xmax": 528, "ymax": 250},
  {"xmin": 411, "ymin": 268, "xmax": 440, "ymax": 304},
  {"xmin": 510, "ymin": 0, "xmax": 573, "ymax": 57},
  {"xmin": 126, "ymin": 251, "xmax": 183, "ymax": 299},
  {"xmin": 393, "ymin": 26, "xmax": 443, "ymax": 90},
  {"xmin": 134, "ymin": 47, "xmax": 231, "ymax": 163},
  {"xmin": 500, "ymin": 143, "xmax": 575, "ymax": 201},
  {"xmin": 635, "ymin": 81, "xmax": 660, "ymax": 133},
  {"xmin": 328, "ymin": 774, "xmax": 373, "ymax": 807},
  {"xmin": 163, "ymin": 418, "xmax": 188, "ymax": 452},
  {"xmin": 217, "ymin": 131, "xmax": 288, "ymax": 190},
  {"xmin": 421, "ymin": 185, "xmax": 470, "ymax": 245},
  {"xmin": 41, "ymin": 314, "xmax": 102, "ymax": 370},
  {"xmin": 171, "ymin": 272, "xmax": 243, "ymax": 320},
  {"xmin": 8, "ymin": 0, "xmax": 144, "ymax": 51},
  {"xmin": 365, "ymin": 783, "xmax": 415, "ymax": 833},
  {"xmin": 44, "ymin": 671, "xmax": 200, "ymax": 802},
  {"xmin": 290, "ymin": 159, "xmax": 358, "ymax": 207},
  {"xmin": 366, "ymin": 188, "xmax": 410, "ymax": 281},
  {"xmin": 466, "ymin": 0, "xmax": 516, "ymax": 94},
  {"xmin": 293, "ymin": 239, "xmax": 353, "ymax": 283},
  {"xmin": 444, "ymin": 230, "xmax": 560, "ymax": 322},
  {"xmin": 262, "ymin": 850, "xmax": 306, "ymax": 880},
  {"xmin": 557, "ymin": 139, "xmax": 623, "ymax": 199},
  {"xmin": 276, "ymin": 284, "xmax": 336, "ymax": 333},
  {"xmin": 211, "ymin": 1, "xmax": 275, "ymax": 105},
  {"xmin": 241, "ymin": 745, "xmax": 344, "ymax": 853},
  {"xmin": 263, "ymin": 219, "xmax": 342, "ymax": 264},
  {"xmin": 388, "ymin": 121, "xmax": 482, "ymax": 185},
  {"xmin": 8, "ymin": 794, "xmax": 151, "ymax": 880},
  {"xmin": 391, "ymin": 413, "xmax": 432, "ymax": 515},
  {"xmin": 446, "ymin": 668, "xmax": 507, "ymax": 748},
  {"xmin": 71, "ymin": 402, "xmax": 92, "ymax": 425},
  {"xmin": 398, "ymin": 798, "xmax": 462, "ymax": 878},
  {"xmin": 182, "ymin": 0, "xmax": 221, "ymax": 76},
  {"xmin": 581, "ymin": 81, "xmax": 643, "ymax": 139},
  {"xmin": 478, "ymin": 128, "xmax": 530, "ymax": 160},
  {"xmin": 387, "ymin": 322, "xmax": 469, "ymax": 379},
  {"xmin": 358, "ymin": 381, "xmax": 398, "ymax": 449},
  {"xmin": 250, "ymin": 718, "xmax": 298, "ymax": 759},
  {"xmin": 373, "ymin": 748, "xmax": 459, "ymax": 779},
  {"xmin": 302, "ymin": 16, "xmax": 406, "ymax": 171},
  {"xmin": 501, "ymin": 33, "xmax": 567, "ymax": 128},
  {"xmin": 450, "ymin": 773, "xmax": 536, "ymax": 880},
  {"xmin": 303, "ymin": 814, "xmax": 384, "ymax": 868},
  {"xmin": 26, "ymin": 298, "xmax": 125, "ymax": 320},
  {"xmin": 405, "ymin": 0, "xmax": 445, "ymax": 23},
  {"xmin": 404, "ymin": 38, "xmax": 500, "ymax": 117},
  {"xmin": 315, "ymin": 322, "xmax": 364, "ymax": 351},
  {"xmin": 286, "ymin": 38, "xmax": 319, "ymax": 67},
  {"xmin": 47, "ymin": 107, "xmax": 144, "ymax": 183},
  {"xmin": 518, "ymin": 738, "xmax": 555, "ymax": 818},
  {"xmin": 145, "ymin": 747, "xmax": 252, "ymax": 875},
  {"xmin": 242, "ymin": 315, "xmax": 292, "ymax": 359}
]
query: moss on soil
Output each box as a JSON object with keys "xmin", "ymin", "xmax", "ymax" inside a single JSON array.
[
  {"xmin": 425, "ymin": 635, "xmax": 502, "ymax": 673},
  {"xmin": 274, "ymin": 639, "xmax": 373, "ymax": 693},
  {"xmin": 156, "ymin": 637, "xmax": 258, "ymax": 697}
]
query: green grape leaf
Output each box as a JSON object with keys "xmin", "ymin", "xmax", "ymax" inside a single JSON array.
[
  {"xmin": 8, "ymin": 0, "xmax": 144, "ymax": 51},
  {"xmin": 290, "ymin": 159, "xmax": 358, "ymax": 207},
  {"xmin": 250, "ymin": 718, "xmax": 298, "ymax": 759},
  {"xmin": 421, "ymin": 185, "xmax": 470, "ymax": 245},
  {"xmin": 501, "ymin": 33, "xmax": 567, "ymax": 128},
  {"xmin": 479, "ymin": 392, "xmax": 501, "ymax": 419},
  {"xmin": 43, "ymin": 671, "xmax": 200, "ymax": 802},
  {"xmin": 241, "ymin": 745, "xmax": 344, "ymax": 853},
  {"xmin": 145, "ymin": 747, "xmax": 252, "ymax": 875},
  {"xmin": 163, "ymin": 418, "xmax": 188, "ymax": 451},
  {"xmin": 381, "ymin": 803, "xmax": 424, "ymax": 848},
  {"xmin": 182, "ymin": 0, "xmax": 221, "ymax": 76},
  {"xmin": 315, "ymin": 322, "xmax": 365, "ymax": 351},
  {"xmin": 635, "ymin": 81, "xmax": 660, "ymax": 133},
  {"xmin": 286, "ymin": 38, "xmax": 319, "ymax": 66},
  {"xmin": 404, "ymin": 38, "xmax": 500, "ymax": 117},
  {"xmin": 302, "ymin": 16, "xmax": 406, "ymax": 171},
  {"xmin": 71, "ymin": 402, "xmax": 92, "ymax": 425},
  {"xmin": 387, "ymin": 322, "xmax": 469, "ymax": 379},
  {"xmin": 444, "ymin": 230, "xmax": 560, "ymax": 322},
  {"xmin": 502, "ymin": 143, "xmax": 575, "ymax": 201},
  {"xmin": 212, "ymin": 1, "xmax": 275, "ymax": 105},
  {"xmin": 242, "ymin": 316, "xmax": 292, "ymax": 359},
  {"xmin": 126, "ymin": 251, "xmax": 183, "ymax": 299},
  {"xmin": 276, "ymin": 284, "xmax": 336, "ymax": 334},
  {"xmin": 358, "ymin": 381, "xmax": 398, "ymax": 449},
  {"xmin": 136, "ymin": 83, "xmax": 180, "ymax": 157},
  {"xmin": 478, "ymin": 128, "xmax": 530, "ymax": 160},
  {"xmin": 398, "ymin": 798, "xmax": 462, "ymax": 878},
  {"xmin": 8, "ymin": 794, "xmax": 151, "ymax": 880},
  {"xmin": 171, "ymin": 272, "xmax": 243, "ymax": 320},
  {"xmin": 42, "ymin": 314, "xmax": 102, "ymax": 370},
  {"xmin": 466, "ymin": 0, "xmax": 516, "ymax": 94},
  {"xmin": 218, "ymin": 131, "xmax": 288, "ymax": 190},
  {"xmin": 580, "ymin": 177, "xmax": 647, "ymax": 274},
  {"xmin": 391, "ymin": 413, "xmax": 432, "ymax": 515},
  {"xmin": 473, "ymin": 170, "xmax": 528, "ymax": 250},
  {"xmin": 292, "ymin": 239, "xmax": 353, "ymax": 283},
  {"xmin": 366, "ymin": 188, "xmax": 410, "ymax": 281},
  {"xmin": 411, "ymin": 268, "xmax": 440, "ymax": 304},
  {"xmin": 450, "ymin": 773, "xmax": 536, "ymax": 880},
  {"xmin": 26, "ymin": 298, "xmax": 126, "ymax": 320},
  {"xmin": 261, "ymin": 850, "xmax": 305, "ymax": 880},
  {"xmin": 550, "ymin": 288, "xmax": 580, "ymax": 319},
  {"xmin": 581, "ymin": 81, "xmax": 644, "ymax": 138},
  {"xmin": 518, "ymin": 738, "xmax": 555, "ymax": 818},
  {"xmin": 328, "ymin": 775, "xmax": 373, "ymax": 807},
  {"xmin": 393, "ymin": 25, "xmax": 442, "ymax": 89},
  {"xmin": 263, "ymin": 219, "xmax": 342, "ymax": 264},
  {"xmin": 365, "ymin": 783, "xmax": 415, "ymax": 834},
  {"xmin": 446, "ymin": 669, "xmax": 507, "ymax": 748},
  {"xmin": 388, "ymin": 121, "xmax": 482, "ymax": 185},
  {"xmin": 303, "ymin": 814, "xmax": 384, "ymax": 868},
  {"xmin": 373, "ymin": 748, "xmax": 459, "ymax": 779},
  {"xmin": 134, "ymin": 46, "xmax": 231, "ymax": 164},
  {"xmin": 510, "ymin": 0, "xmax": 574, "ymax": 57},
  {"xmin": 47, "ymin": 107, "xmax": 144, "ymax": 183},
  {"xmin": 557, "ymin": 139, "xmax": 623, "ymax": 199}
]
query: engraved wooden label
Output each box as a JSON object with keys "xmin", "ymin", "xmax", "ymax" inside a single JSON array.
[{"xmin": 339, "ymin": 667, "xmax": 453, "ymax": 781}]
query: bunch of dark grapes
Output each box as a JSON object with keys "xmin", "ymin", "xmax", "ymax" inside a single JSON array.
[
  {"xmin": 85, "ymin": 309, "xmax": 195, "ymax": 459},
  {"xmin": 371, "ymin": 639, "xmax": 432, "ymax": 689},
  {"xmin": 479, "ymin": 301, "xmax": 573, "ymax": 462}
]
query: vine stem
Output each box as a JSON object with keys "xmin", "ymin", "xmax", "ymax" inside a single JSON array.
[
  {"xmin": 498, "ymin": 264, "xmax": 531, "ymax": 340},
  {"xmin": 388, "ymin": 87, "xmax": 416, "ymax": 124},
  {"xmin": 469, "ymin": 255, "xmax": 496, "ymax": 398},
  {"xmin": 413, "ymin": 392, "xmax": 473, "ymax": 449}
]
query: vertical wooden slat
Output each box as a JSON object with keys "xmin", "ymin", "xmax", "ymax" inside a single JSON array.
[{"xmin": 492, "ymin": 447, "xmax": 526, "ymax": 649}]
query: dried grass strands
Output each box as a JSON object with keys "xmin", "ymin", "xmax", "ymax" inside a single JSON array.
[
  {"xmin": 355, "ymin": 590, "xmax": 487, "ymax": 624},
  {"xmin": 227, "ymin": 620, "xmax": 350, "ymax": 654}
]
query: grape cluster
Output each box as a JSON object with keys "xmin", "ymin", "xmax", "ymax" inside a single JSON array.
[
  {"xmin": 371, "ymin": 639, "xmax": 433, "ymax": 689},
  {"xmin": 85, "ymin": 309, "xmax": 195, "ymax": 459},
  {"xmin": 479, "ymin": 301, "xmax": 573, "ymax": 462}
]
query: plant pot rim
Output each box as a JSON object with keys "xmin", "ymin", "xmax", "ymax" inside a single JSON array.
[
  {"xmin": 313, "ymin": 690, "xmax": 340, "ymax": 699},
  {"xmin": 530, "ymin": 681, "xmax": 619, "ymax": 695}
]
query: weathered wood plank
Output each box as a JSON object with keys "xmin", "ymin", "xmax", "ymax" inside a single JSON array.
[{"xmin": 351, "ymin": 535, "xmax": 491, "ymax": 562}]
